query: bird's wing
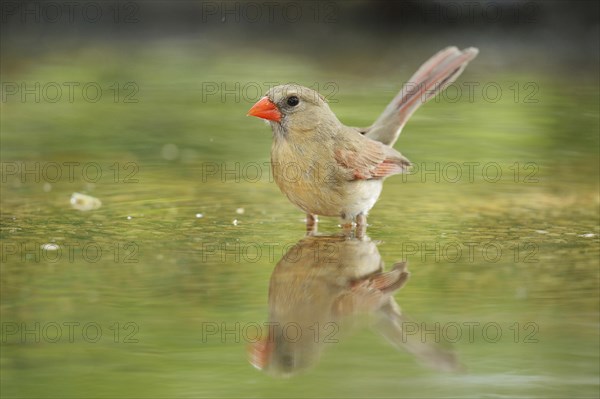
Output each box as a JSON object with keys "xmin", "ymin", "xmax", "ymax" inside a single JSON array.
[
  {"xmin": 334, "ymin": 135, "xmax": 411, "ymax": 181},
  {"xmin": 363, "ymin": 46, "xmax": 479, "ymax": 146},
  {"xmin": 332, "ymin": 262, "xmax": 410, "ymax": 317}
]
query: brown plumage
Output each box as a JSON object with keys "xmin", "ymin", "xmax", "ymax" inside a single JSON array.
[
  {"xmin": 248, "ymin": 234, "xmax": 460, "ymax": 376},
  {"xmin": 248, "ymin": 47, "xmax": 479, "ymax": 232}
]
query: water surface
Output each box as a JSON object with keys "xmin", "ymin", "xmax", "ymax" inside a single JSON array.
[{"xmin": 1, "ymin": 44, "xmax": 599, "ymax": 398}]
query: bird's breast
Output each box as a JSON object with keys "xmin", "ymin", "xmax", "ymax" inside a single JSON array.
[{"xmin": 271, "ymin": 141, "xmax": 383, "ymax": 218}]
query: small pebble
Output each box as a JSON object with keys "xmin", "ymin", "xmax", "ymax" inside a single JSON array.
[
  {"xmin": 232, "ymin": 219, "xmax": 239, "ymax": 226},
  {"xmin": 70, "ymin": 193, "xmax": 101, "ymax": 211},
  {"xmin": 195, "ymin": 213, "xmax": 204, "ymax": 218},
  {"xmin": 127, "ymin": 216, "xmax": 132, "ymax": 220},
  {"xmin": 236, "ymin": 208, "xmax": 245, "ymax": 215},
  {"xmin": 535, "ymin": 230, "xmax": 549, "ymax": 234},
  {"xmin": 40, "ymin": 243, "xmax": 59, "ymax": 251},
  {"xmin": 578, "ymin": 233, "xmax": 596, "ymax": 238}
]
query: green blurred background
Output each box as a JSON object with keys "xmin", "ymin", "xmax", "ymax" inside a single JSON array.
[{"xmin": 1, "ymin": 1, "xmax": 598, "ymax": 398}]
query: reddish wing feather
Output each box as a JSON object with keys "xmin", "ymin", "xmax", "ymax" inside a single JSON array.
[
  {"xmin": 332, "ymin": 265, "xmax": 409, "ymax": 316},
  {"xmin": 335, "ymin": 140, "xmax": 410, "ymax": 181},
  {"xmin": 372, "ymin": 159, "xmax": 406, "ymax": 178}
]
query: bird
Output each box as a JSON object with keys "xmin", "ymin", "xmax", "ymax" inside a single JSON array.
[
  {"xmin": 248, "ymin": 234, "xmax": 460, "ymax": 376},
  {"xmin": 247, "ymin": 47, "xmax": 479, "ymax": 234}
]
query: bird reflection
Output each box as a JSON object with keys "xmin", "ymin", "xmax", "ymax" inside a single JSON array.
[{"xmin": 248, "ymin": 234, "xmax": 460, "ymax": 377}]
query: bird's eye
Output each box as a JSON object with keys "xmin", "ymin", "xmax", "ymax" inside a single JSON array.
[{"xmin": 286, "ymin": 96, "xmax": 299, "ymax": 107}]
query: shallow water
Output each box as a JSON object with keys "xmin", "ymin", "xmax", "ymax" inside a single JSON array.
[{"xmin": 1, "ymin": 44, "xmax": 599, "ymax": 398}]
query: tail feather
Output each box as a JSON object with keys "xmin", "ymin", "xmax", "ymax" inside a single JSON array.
[
  {"xmin": 373, "ymin": 299, "xmax": 463, "ymax": 372},
  {"xmin": 365, "ymin": 47, "xmax": 479, "ymax": 146}
]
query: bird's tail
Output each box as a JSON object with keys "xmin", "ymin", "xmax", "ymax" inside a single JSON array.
[
  {"xmin": 365, "ymin": 47, "xmax": 479, "ymax": 146},
  {"xmin": 373, "ymin": 296, "xmax": 463, "ymax": 372}
]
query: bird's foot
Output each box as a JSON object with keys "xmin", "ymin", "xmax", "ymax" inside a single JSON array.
[
  {"xmin": 339, "ymin": 214, "xmax": 368, "ymax": 239},
  {"xmin": 341, "ymin": 222, "xmax": 355, "ymax": 236},
  {"xmin": 306, "ymin": 214, "xmax": 318, "ymax": 236}
]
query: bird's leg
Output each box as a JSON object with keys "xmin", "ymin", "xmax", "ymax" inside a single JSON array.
[
  {"xmin": 306, "ymin": 214, "xmax": 318, "ymax": 235},
  {"xmin": 341, "ymin": 223, "xmax": 353, "ymax": 236},
  {"xmin": 340, "ymin": 213, "xmax": 354, "ymax": 236},
  {"xmin": 356, "ymin": 213, "xmax": 367, "ymax": 239}
]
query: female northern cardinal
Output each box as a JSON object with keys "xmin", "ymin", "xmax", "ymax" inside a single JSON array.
[
  {"xmin": 248, "ymin": 234, "xmax": 460, "ymax": 376},
  {"xmin": 248, "ymin": 47, "xmax": 478, "ymax": 232}
]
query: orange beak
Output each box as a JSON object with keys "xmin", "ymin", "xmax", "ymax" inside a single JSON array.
[
  {"xmin": 247, "ymin": 97, "xmax": 281, "ymax": 122},
  {"xmin": 248, "ymin": 337, "xmax": 273, "ymax": 370}
]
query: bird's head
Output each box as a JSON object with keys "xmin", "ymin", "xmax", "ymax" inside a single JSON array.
[{"xmin": 247, "ymin": 84, "xmax": 339, "ymax": 136}]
